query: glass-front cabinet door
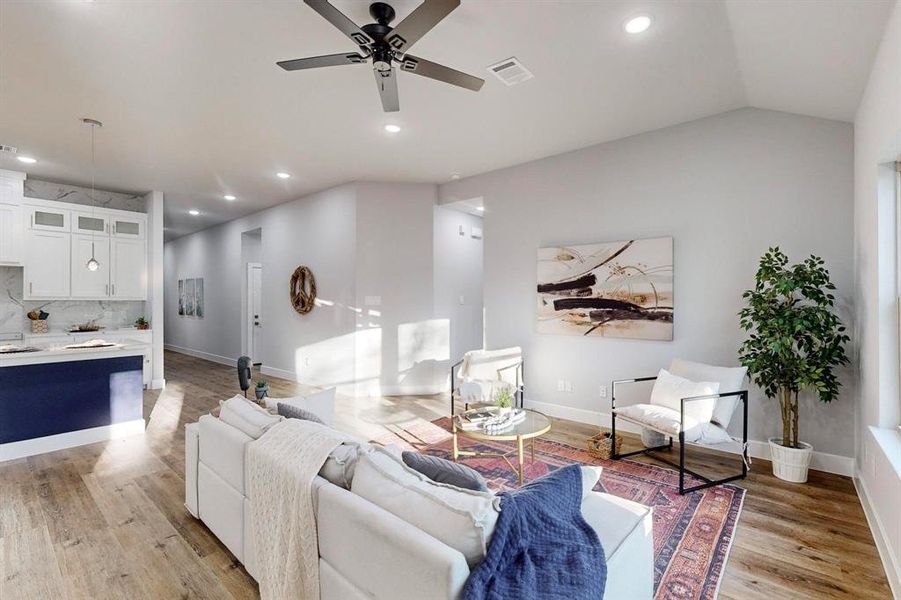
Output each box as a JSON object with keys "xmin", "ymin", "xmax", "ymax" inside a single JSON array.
[
  {"xmin": 28, "ymin": 206, "xmax": 69, "ymax": 232},
  {"xmin": 111, "ymin": 216, "xmax": 144, "ymax": 239},
  {"xmin": 73, "ymin": 211, "xmax": 110, "ymax": 235}
]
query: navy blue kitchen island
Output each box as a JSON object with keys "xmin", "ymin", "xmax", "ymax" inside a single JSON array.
[{"xmin": 0, "ymin": 345, "xmax": 146, "ymax": 461}]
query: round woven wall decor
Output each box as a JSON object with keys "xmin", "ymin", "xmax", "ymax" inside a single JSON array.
[{"xmin": 289, "ymin": 266, "xmax": 317, "ymax": 315}]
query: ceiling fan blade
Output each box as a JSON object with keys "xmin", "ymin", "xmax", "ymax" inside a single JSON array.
[
  {"xmin": 277, "ymin": 52, "xmax": 367, "ymax": 71},
  {"xmin": 399, "ymin": 54, "xmax": 484, "ymax": 91},
  {"xmin": 385, "ymin": 0, "xmax": 460, "ymax": 53},
  {"xmin": 373, "ymin": 67, "xmax": 400, "ymax": 112},
  {"xmin": 303, "ymin": 0, "xmax": 373, "ymax": 46}
]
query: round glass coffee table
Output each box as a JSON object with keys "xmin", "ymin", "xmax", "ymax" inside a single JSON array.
[{"xmin": 452, "ymin": 408, "xmax": 552, "ymax": 485}]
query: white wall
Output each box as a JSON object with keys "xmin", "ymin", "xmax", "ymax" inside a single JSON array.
[
  {"xmin": 353, "ymin": 183, "xmax": 440, "ymax": 395},
  {"xmin": 440, "ymin": 107, "xmax": 856, "ymax": 462},
  {"xmin": 434, "ymin": 206, "xmax": 484, "ymax": 370},
  {"xmin": 853, "ymin": 2, "xmax": 901, "ymax": 594},
  {"xmin": 164, "ymin": 184, "xmax": 358, "ymax": 383}
]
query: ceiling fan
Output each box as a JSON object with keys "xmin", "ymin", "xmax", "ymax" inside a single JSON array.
[{"xmin": 278, "ymin": 0, "xmax": 485, "ymax": 112}]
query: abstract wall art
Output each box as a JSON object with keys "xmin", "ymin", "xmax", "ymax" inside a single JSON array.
[
  {"xmin": 185, "ymin": 278, "xmax": 196, "ymax": 317},
  {"xmin": 536, "ymin": 237, "xmax": 673, "ymax": 340}
]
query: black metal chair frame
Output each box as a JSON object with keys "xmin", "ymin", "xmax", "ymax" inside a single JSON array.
[
  {"xmin": 450, "ymin": 358, "xmax": 524, "ymax": 416},
  {"xmin": 611, "ymin": 376, "xmax": 749, "ymax": 494}
]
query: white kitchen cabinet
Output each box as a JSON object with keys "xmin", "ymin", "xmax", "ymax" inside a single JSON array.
[
  {"xmin": 70, "ymin": 234, "xmax": 111, "ymax": 298},
  {"xmin": 25, "ymin": 230, "xmax": 71, "ymax": 298},
  {"xmin": 0, "ymin": 203, "xmax": 23, "ymax": 265},
  {"xmin": 72, "ymin": 211, "xmax": 110, "ymax": 236},
  {"xmin": 111, "ymin": 215, "xmax": 144, "ymax": 239},
  {"xmin": 28, "ymin": 205, "xmax": 70, "ymax": 232},
  {"xmin": 110, "ymin": 237, "xmax": 146, "ymax": 299}
]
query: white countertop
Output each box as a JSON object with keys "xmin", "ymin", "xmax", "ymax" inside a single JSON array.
[
  {"xmin": 21, "ymin": 327, "xmax": 152, "ymax": 340},
  {"xmin": 0, "ymin": 339, "xmax": 150, "ymax": 367}
]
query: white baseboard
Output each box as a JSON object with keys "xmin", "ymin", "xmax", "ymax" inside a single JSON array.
[
  {"xmin": 0, "ymin": 419, "xmax": 146, "ymax": 462},
  {"xmin": 164, "ymin": 344, "xmax": 235, "ymax": 367},
  {"xmin": 379, "ymin": 384, "xmax": 445, "ymax": 396},
  {"xmin": 260, "ymin": 364, "xmax": 296, "ymax": 381},
  {"xmin": 150, "ymin": 378, "xmax": 166, "ymax": 390},
  {"xmin": 527, "ymin": 399, "xmax": 855, "ymax": 477},
  {"xmin": 855, "ymin": 472, "xmax": 901, "ymax": 598}
]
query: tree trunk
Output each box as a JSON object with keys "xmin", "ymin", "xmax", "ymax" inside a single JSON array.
[
  {"xmin": 792, "ymin": 391, "xmax": 800, "ymax": 449},
  {"xmin": 781, "ymin": 388, "xmax": 791, "ymax": 447}
]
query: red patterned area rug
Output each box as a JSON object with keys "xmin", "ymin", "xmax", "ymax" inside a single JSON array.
[{"xmin": 379, "ymin": 417, "xmax": 745, "ymax": 600}]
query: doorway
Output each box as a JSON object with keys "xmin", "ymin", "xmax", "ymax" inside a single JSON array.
[
  {"xmin": 241, "ymin": 228, "xmax": 263, "ymax": 365},
  {"xmin": 246, "ymin": 263, "xmax": 262, "ymax": 364}
]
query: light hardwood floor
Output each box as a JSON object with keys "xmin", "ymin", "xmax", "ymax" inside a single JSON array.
[{"xmin": 0, "ymin": 351, "xmax": 891, "ymax": 599}]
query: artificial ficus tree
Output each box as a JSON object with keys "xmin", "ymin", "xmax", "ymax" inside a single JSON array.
[{"xmin": 738, "ymin": 247, "xmax": 850, "ymax": 449}]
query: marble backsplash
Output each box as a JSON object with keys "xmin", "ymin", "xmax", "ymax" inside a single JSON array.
[
  {"xmin": 24, "ymin": 179, "xmax": 145, "ymax": 213},
  {"xmin": 0, "ymin": 267, "xmax": 145, "ymax": 334}
]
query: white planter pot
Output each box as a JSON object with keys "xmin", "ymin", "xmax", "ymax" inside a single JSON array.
[
  {"xmin": 496, "ymin": 406, "xmax": 512, "ymax": 417},
  {"xmin": 768, "ymin": 437, "xmax": 813, "ymax": 483}
]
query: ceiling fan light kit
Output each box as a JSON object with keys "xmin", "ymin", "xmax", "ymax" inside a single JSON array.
[{"xmin": 278, "ymin": 0, "xmax": 485, "ymax": 112}]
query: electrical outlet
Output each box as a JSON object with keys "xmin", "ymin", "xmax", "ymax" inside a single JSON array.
[
  {"xmin": 599, "ymin": 385, "xmax": 607, "ymax": 398},
  {"xmin": 557, "ymin": 379, "xmax": 565, "ymax": 392},
  {"xmin": 459, "ymin": 295, "xmax": 465, "ymax": 305},
  {"xmin": 564, "ymin": 380, "xmax": 573, "ymax": 393}
]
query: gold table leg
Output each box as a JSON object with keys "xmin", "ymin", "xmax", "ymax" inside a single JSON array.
[
  {"xmin": 452, "ymin": 422, "xmax": 459, "ymax": 462},
  {"xmin": 517, "ymin": 436, "xmax": 524, "ymax": 485}
]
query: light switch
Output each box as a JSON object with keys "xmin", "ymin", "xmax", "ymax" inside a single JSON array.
[
  {"xmin": 459, "ymin": 295, "xmax": 465, "ymax": 305},
  {"xmin": 364, "ymin": 295, "xmax": 381, "ymax": 306}
]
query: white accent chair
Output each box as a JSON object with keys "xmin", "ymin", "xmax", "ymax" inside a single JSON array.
[
  {"xmin": 611, "ymin": 358, "xmax": 749, "ymax": 494},
  {"xmin": 450, "ymin": 347, "xmax": 524, "ymax": 415}
]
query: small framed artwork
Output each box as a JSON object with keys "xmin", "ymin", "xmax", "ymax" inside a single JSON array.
[
  {"xmin": 195, "ymin": 278, "xmax": 204, "ymax": 319},
  {"xmin": 185, "ymin": 278, "xmax": 196, "ymax": 317},
  {"xmin": 178, "ymin": 279, "xmax": 185, "ymax": 316}
]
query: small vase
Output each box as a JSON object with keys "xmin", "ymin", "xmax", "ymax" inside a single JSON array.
[
  {"xmin": 497, "ymin": 406, "xmax": 512, "ymax": 417},
  {"xmin": 768, "ymin": 437, "xmax": 813, "ymax": 483}
]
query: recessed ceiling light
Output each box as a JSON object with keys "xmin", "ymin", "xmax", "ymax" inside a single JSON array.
[
  {"xmin": 189, "ymin": 209, "xmax": 200, "ymax": 216},
  {"xmin": 476, "ymin": 206, "xmax": 485, "ymax": 212},
  {"xmin": 624, "ymin": 15, "xmax": 651, "ymax": 34},
  {"xmin": 17, "ymin": 156, "xmax": 37, "ymax": 164},
  {"xmin": 451, "ymin": 173, "xmax": 461, "ymax": 180},
  {"xmin": 276, "ymin": 172, "xmax": 291, "ymax": 179},
  {"xmin": 223, "ymin": 194, "xmax": 236, "ymax": 201},
  {"xmin": 384, "ymin": 124, "xmax": 401, "ymax": 134}
]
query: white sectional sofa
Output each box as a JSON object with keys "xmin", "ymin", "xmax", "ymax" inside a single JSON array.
[{"xmin": 185, "ymin": 410, "xmax": 655, "ymax": 599}]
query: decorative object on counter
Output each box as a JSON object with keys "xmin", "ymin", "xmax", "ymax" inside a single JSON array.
[
  {"xmin": 27, "ymin": 309, "xmax": 49, "ymax": 334},
  {"xmin": 135, "ymin": 316, "xmax": 150, "ymax": 330},
  {"xmin": 178, "ymin": 279, "xmax": 185, "ymax": 316},
  {"xmin": 290, "ymin": 265, "xmax": 316, "ymax": 315},
  {"xmin": 82, "ymin": 118, "xmax": 104, "ymax": 272},
  {"xmin": 69, "ymin": 321, "xmax": 104, "ymax": 333},
  {"xmin": 185, "ymin": 278, "xmax": 196, "ymax": 316},
  {"xmin": 64, "ymin": 339, "xmax": 118, "ymax": 349},
  {"xmin": 536, "ymin": 237, "xmax": 673, "ymax": 340},
  {"xmin": 738, "ymin": 247, "xmax": 850, "ymax": 483},
  {"xmin": 492, "ymin": 385, "xmax": 514, "ymax": 416},
  {"xmin": 587, "ymin": 428, "xmax": 622, "ymax": 460},
  {"xmin": 255, "ymin": 380, "xmax": 270, "ymax": 400}
]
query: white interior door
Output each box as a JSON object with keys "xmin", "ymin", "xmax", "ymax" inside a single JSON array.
[{"xmin": 247, "ymin": 263, "xmax": 262, "ymax": 364}]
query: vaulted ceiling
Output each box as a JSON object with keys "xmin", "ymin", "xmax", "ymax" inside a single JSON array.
[{"xmin": 0, "ymin": 0, "xmax": 893, "ymax": 240}]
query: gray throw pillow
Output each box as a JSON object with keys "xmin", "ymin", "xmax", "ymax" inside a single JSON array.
[
  {"xmin": 277, "ymin": 402, "xmax": 325, "ymax": 425},
  {"xmin": 402, "ymin": 451, "xmax": 489, "ymax": 492}
]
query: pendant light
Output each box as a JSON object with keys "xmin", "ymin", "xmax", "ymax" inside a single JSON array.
[{"xmin": 83, "ymin": 118, "xmax": 103, "ymax": 272}]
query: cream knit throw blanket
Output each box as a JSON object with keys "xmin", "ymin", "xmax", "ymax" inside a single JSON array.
[{"xmin": 248, "ymin": 419, "xmax": 351, "ymax": 600}]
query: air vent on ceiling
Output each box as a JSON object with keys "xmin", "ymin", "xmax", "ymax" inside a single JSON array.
[
  {"xmin": 487, "ymin": 57, "xmax": 533, "ymax": 87},
  {"xmin": 0, "ymin": 144, "xmax": 18, "ymax": 155}
]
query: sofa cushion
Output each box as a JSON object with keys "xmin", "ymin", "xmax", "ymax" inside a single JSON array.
[
  {"xmin": 669, "ymin": 358, "xmax": 746, "ymax": 427},
  {"xmin": 580, "ymin": 492, "xmax": 652, "ymax": 563},
  {"xmin": 219, "ymin": 395, "xmax": 282, "ymax": 439},
  {"xmin": 277, "ymin": 402, "xmax": 326, "ymax": 425},
  {"xmin": 319, "ymin": 443, "xmax": 363, "ymax": 489},
  {"xmin": 650, "ymin": 369, "xmax": 719, "ymax": 426},
  {"xmin": 351, "ymin": 445, "xmax": 499, "ymax": 567},
  {"xmin": 402, "ymin": 451, "xmax": 489, "ymax": 492},
  {"xmin": 265, "ymin": 388, "xmax": 336, "ymax": 427}
]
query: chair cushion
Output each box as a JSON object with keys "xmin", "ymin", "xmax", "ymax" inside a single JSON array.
[
  {"xmin": 402, "ymin": 451, "xmax": 489, "ymax": 492},
  {"xmin": 351, "ymin": 445, "xmax": 499, "ymax": 567},
  {"xmin": 615, "ymin": 403, "xmax": 706, "ymax": 442},
  {"xmin": 650, "ymin": 369, "xmax": 719, "ymax": 426},
  {"xmin": 219, "ymin": 395, "xmax": 282, "ymax": 439},
  {"xmin": 669, "ymin": 359, "xmax": 746, "ymax": 426}
]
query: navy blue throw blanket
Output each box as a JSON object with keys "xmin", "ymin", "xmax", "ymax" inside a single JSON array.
[{"xmin": 463, "ymin": 464, "xmax": 606, "ymax": 600}]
